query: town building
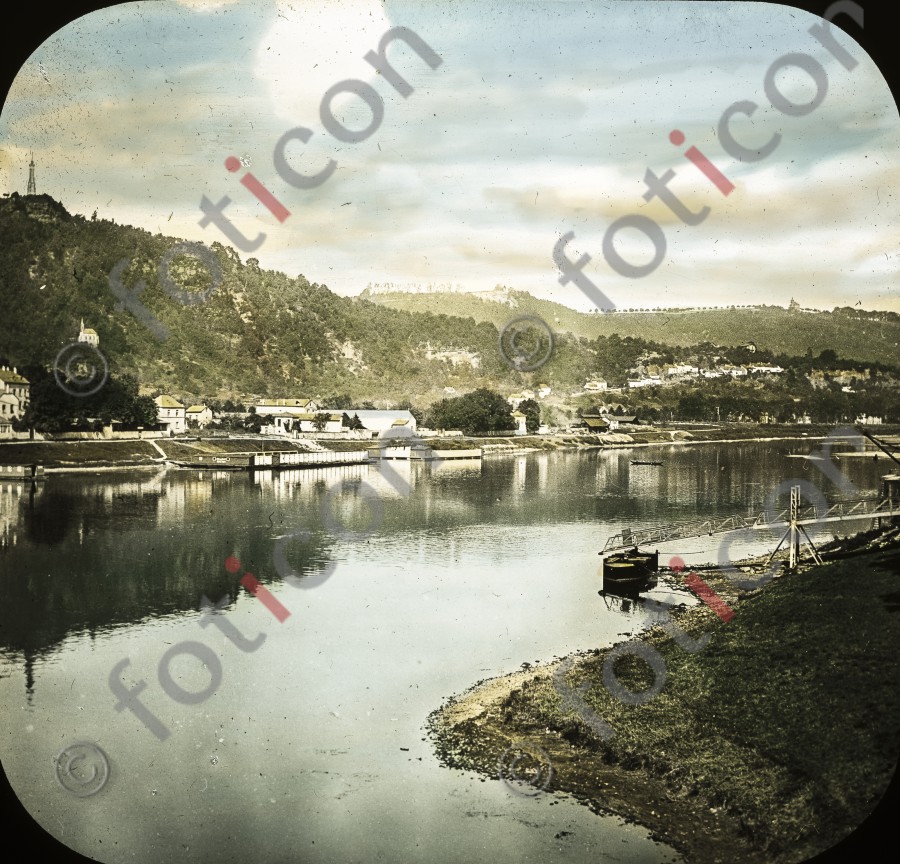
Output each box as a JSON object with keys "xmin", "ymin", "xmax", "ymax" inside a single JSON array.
[
  {"xmin": 578, "ymin": 415, "xmax": 613, "ymax": 432},
  {"xmin": 185, "ymin": 405, "xmax": 213, "ymax": 427},
  {"xmin": 507, "ymin": 391, "xmax": 535, "ymax": 408},
  {"xmin": 627, "ymin": 376, "xmax": 661, "ymax": 389},
  {"xmin": 154, "ymin": 395, "xmax": 186, "ymax": 434},
  {"xmin": 512, "ymin": 410, "xmax": 527, "ymax": 435},
  {"xmin": 347, "ymin": 410, "xmax": 417, "ymax": 434},
  {"xmin": 254, "ymin": 398, "xmax": 320, "ymax": 416},
  {"xmin": 583, "ymin": 380, "xmax": 608, "ymax": 392},
  {"xmin": 78, "ymin": 319, "xmax": 99, "ymax": 347},
  {"xmin": 0, "ymin": 367, "xmax": 30, "ymax": 428},
  {"xmin": 265, "ymin": 413, "xmax": 343, "ymax": 435}
]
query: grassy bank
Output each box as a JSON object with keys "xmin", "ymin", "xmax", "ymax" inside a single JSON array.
[
  {"xmin": 0, "ymin": 436, "xmax": 318, "ymax": 469},
  {"xmin": 2, "ymin": 423, "xmax": 894, "ymax": 469},
  {"xmin": 429, "ymin": 535, "xmax": 900, "ymax": 864}
]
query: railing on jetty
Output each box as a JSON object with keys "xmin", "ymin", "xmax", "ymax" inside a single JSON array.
[
  {"xmin": 250, "ymin": 450, "xmax": 369, "ymax": 469},
  {"xmin": 602, "ymin": 495, "xmax": 900, "ymax": 554},
  {"xmin": 0, "ymin": 464, "xmax": 45, "ymax": 481},
  {"xmin": 178, "ymin": 451, "xmax": 370, "ymax": 471},
  {"xmin": 375, "ymin": 446, "xmax": 482, "ymax": 460}
]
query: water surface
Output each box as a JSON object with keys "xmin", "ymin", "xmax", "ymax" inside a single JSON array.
[{"xmin": 0, "ymin": 439, "xmax": 887, "ymax": 863}]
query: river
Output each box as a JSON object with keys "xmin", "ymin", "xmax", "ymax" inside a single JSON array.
[{"xmin": 0, "ymin": 438, "xmax": 890, "ymax": 863}]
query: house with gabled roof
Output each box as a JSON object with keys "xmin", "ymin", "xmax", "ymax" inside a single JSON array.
[
  {"xmin": 185, "ymin": 405, "xmax": 213, "ymax": 428},
  {"xmin": 264, "ymin": 412, "xmax": 343, "ymax": 435},
  {"xmin": 512, "ymin": 410, "xmax": 527, "ymax": 435},
  {"xmin": 154, "ymin": 395, "xmax": 186, "ymax": 434},
  {"xmin": 0, "ymin": 367, "xmax": 29, "ymax": 434},
  {"xmin": 344, "ymin": 410, "xmax": 417, "ymax": 434},
  {"xmin": 254, "ymin": 398, "xmax": 319, "ymax": 415}
]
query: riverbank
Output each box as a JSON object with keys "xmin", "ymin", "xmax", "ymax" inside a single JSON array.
[
  {"xmin": 0, "ymin": 436, "xmax": 322, "ymax": 471},
  {"xmin": 1, "ymin": 423, "xmax": 896, "ymax": 471},
  {"xmin": 428, "ymin": 529, "xmax": 900, "ymax": 864},
  {"xmin": 424, "ymin": 422, "xmax": 899, "ymax": 457}
]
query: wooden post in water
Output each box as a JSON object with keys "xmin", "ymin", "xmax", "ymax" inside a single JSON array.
[{"xmin": 788, "ymin": 485, "xmax": 799, "ymax": 571}]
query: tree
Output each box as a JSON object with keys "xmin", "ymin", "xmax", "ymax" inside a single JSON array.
[
  {"xmin": 396, "ymin": 399, "xmax": 424, "ymax": 425},
  {"xmin": 20, "ymin": 366, "xmax": 157, "ymax": 431},
  {"xmin": 244, "ymin": 413, "xmax": 266, "ymax": 433},
  {"xmin": 312, "ymin": 412, "xmax": 331, "ymax": 431},
  {"xmin": 517, "ymin": 398, "xmax": 541, "ymax": 433},
  {"xmin": 427, "ymin": 388, "xmax": 514, "ymax": 435},
  {"xmin": 322, "ymin": 393, "xmax": 353, "ymax": 410},
  {"xmin": 676, "ymin": 391, "xmax": 709, "ymax": 421}
]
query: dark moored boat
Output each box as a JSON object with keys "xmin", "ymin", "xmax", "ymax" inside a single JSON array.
[
  {"xmin": 631, "ymin": 460, "xmax": 662, "ymax": 466},
  {"xmin": 600, "ymin": 547, "xmax": 659, "ymax": 595}
]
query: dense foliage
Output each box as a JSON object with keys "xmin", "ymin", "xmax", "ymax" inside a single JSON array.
[
  {"xmin": 426, "ymin": 388, "xmax": 515, "ymax": 434},
  {"xmin": 14, "ymin": 364, "xmax": 157, "ymax": 432},
  {"xmin": 2, "ymin": 195, "xmax": 898, "ymax": 424},
  {"xmin": 516, "ymin": 398, "xmax": 541, "ymax": 433},
  {"xmin": 368, "ymin": 287, "xmax": 900, "ymax": 366}
]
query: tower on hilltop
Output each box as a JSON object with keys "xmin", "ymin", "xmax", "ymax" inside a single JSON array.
[{"xmin": 26, "ymin": 152, "xmax": 36, "ymax": 195}]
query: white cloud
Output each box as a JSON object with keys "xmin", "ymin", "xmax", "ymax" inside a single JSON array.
[{"xmin": 254, "ymin": 0, "xmax": 392, "ymax": 127}]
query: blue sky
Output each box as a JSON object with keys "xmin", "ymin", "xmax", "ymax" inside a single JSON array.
[{"xmin": 1, "ymin": 0, "xmax": 897, "ymax": 312}]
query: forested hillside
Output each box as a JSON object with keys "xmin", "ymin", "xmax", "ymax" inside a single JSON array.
[
  {"xmin": 0, "ymin": 195, "xmax": 537, "ymax": 401},
  {"xmin": 365, "ymin": 287, "xmax": 900, "ymax": 365},
  {"xmin": 2, "ymin": 194, "xmax": 897, "ymax": 406}
]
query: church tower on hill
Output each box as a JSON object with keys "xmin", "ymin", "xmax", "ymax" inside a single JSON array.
[{"xmin": 78, "ymin": 319, "xmax": 99, "ymax": 347}]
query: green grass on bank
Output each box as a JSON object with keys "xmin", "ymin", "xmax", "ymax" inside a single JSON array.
[
  {"xmin": 0, "ymin": 439, "xmax": 159, "ymax": 467},
  {"xmin": 0, "ymin": 436, "xmax": 316, "ymax": 467},
  {"xmin": 499, "ymin": 548, "xmax": 900, "ymax": 861}
]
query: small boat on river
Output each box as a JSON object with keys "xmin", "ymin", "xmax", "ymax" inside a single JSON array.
[
  {"xmin": 631, "ymin": 460, "xmax": 662, "ymax": 466},
  {"xmin": 600, "ymin": 547, "xmax": 659, "ymax": 595}
]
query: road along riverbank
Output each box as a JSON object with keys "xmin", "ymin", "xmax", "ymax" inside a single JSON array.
[{"xmin": 428, "ymin": 530, "xmax": 900, "ymax": 864}]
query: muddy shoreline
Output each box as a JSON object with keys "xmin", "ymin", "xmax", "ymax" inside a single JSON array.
[{"xmin": 427, "ymin": 532, "xmax": 900, "ymax": 864}]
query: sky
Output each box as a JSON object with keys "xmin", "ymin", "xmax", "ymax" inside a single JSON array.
[{"xmin": 1, "ymin": 0, "xmax": 898, "ymax": 312}]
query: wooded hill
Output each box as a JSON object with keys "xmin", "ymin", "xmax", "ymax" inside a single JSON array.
[
  {"xmin": 1, "ymin": 194, "xmax": 896, "ymax": 404},
  {"xmin": 0, "ymin": 194, "xmax": 517, "ymax": 402},
  {"xmin": 365, "ymin": 287, "xmax": 900, "ymax": 366}
]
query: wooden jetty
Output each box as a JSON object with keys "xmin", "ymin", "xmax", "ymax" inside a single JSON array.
[
  {"xmin": 602, "ymin": 479, "xmax": 900, "ymax": 571},
  {"xmin": 376, "ymin": 446, "xmax": 483, "ymax": 461},
  {"xmin": 0, "ymin": 464, "xmax": 45, "ymax": 481},
  {"xmin": 173, "ymin": 450, "xmax": 370, "ymax": 471}
]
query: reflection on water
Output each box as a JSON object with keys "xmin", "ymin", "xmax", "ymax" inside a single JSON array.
[
  {"xmin": 0, "ymin": 441, "xmax": 887, "ymax": 677},
  {"xmin": 0, "ymin": 440, "xmax": 890, "ymax": 864}
]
